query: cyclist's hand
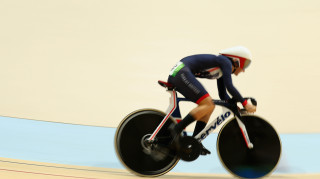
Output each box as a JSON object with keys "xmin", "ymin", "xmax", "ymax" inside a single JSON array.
[{"xmin": 245, "ymin": 103, "xmax": 256, "ymax": 113}]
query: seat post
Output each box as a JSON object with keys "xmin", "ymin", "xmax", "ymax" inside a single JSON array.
[{"xmin": 165, "ymin": 89, "xmax": 177, "ymax": 114}]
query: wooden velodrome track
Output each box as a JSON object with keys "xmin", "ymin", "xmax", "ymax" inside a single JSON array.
[{"xmin": 0, "ymin": 157, "xmax": 319, "ymax": 179}]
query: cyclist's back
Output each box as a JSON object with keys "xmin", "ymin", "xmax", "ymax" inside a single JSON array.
[{"xmin": 180, "ymin": 54, "xmax": 230, "ymax": 73}]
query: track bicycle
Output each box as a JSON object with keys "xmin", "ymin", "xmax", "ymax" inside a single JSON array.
[{"xmin": 114, "ymin": 80, "xmax": 281, "ymax": 178}]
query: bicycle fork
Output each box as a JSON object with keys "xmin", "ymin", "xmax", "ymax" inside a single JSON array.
[{"xmin": 235, "ymin": 116, "xmax": 254, "ymax": 149}]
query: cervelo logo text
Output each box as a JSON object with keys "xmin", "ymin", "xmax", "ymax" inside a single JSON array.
[{"xmin": 200, "ymin": 112, "xmax": 231, "ymax": 140}]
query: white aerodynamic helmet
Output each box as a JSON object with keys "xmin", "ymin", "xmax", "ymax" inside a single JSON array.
[{"xmin": 219, "ymin": 46, "xmax": 252, "ymax": 70}]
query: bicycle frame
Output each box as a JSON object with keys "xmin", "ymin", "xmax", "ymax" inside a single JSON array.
[{"xmin": 147, "ymin": 89, "xmax": 254, "ymax": 149}]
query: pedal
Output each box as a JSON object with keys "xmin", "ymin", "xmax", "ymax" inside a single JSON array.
[{"xmin": 178, "ymin": 136, "xmax": 201, "ymax": 162}]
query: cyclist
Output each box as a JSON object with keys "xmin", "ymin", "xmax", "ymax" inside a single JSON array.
[{"xmin": 168, "ymin": 46, "xmax": 257, "ymax": 155}]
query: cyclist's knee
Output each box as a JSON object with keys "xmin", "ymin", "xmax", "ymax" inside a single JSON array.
[
  {"xmin": 207, "ymin": 101, "xmax": 215, "ymax": 114},
  {"xmin": 198, "ymin": 96, "xmax": 215, "ymax": 113},
  {"xmin": 209, "ymin": 102, "xmax": 215, "ymax": 112}
]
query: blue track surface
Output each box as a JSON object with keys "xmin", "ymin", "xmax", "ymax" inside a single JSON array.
[{"xmin": 0, "ymin": 116, "xmax": 319, "ymax": 174}]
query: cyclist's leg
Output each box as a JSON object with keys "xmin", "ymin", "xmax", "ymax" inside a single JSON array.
[
  {"xmin": 170, "ymin": 96, "xmax": 214, "ymax": 155},
  {"xmin": 191, "ymin": 103, "xmax": 213, "ymax": 155},
  {"xmin": 168, "ymin": 67, "xmax": 214, "ymax": 151},
  {"xmin": 168, "ymin": 66, "xmax": 215, "ymax": 133},
  {"xmin": 192, "ymin": 112, "xmax": 212, "ymax": 137}
]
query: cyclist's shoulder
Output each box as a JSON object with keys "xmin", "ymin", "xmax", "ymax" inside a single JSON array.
[
  {"xmin": 182, "ymin": 54, "xmax": 217, "ymax": 59},
  {"xmin": 216, "ymin": 54, "xmax": 231, "ymax": 62}
]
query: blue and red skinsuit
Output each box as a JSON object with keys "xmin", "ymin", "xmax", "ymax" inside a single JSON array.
[{"xmin": 167, "ymin": 54, "xmax": 246, "ymax": 105}]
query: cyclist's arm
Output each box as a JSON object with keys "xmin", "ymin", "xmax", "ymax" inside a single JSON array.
[
  {"xmin": 217, "ymin": 78, "xmax": 231, "ymax": 100},
  {"xmin": 220, "ymin": 61, "xmax": 247, "ymax": 106}
]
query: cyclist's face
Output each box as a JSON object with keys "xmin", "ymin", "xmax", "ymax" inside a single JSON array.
[{"xmin": 234, "ymin": 67, "xmax": 244, "ymax": 76}]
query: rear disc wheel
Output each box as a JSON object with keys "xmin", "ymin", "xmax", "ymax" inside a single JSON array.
[{"xmin": 114, "ymin": 109, "xmax": 179, "ymax": 177}]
